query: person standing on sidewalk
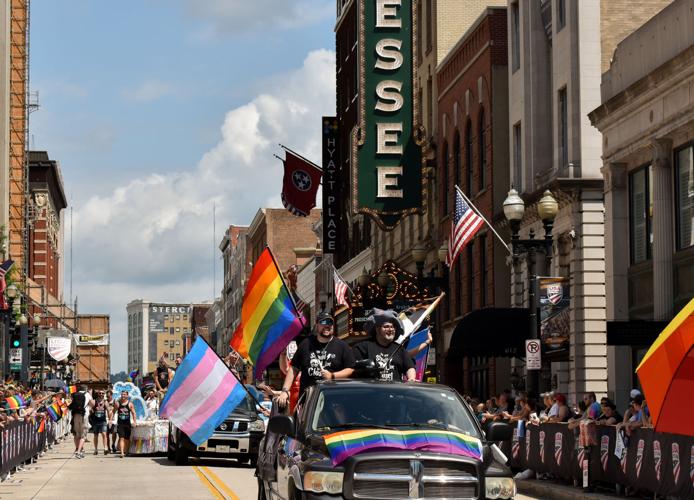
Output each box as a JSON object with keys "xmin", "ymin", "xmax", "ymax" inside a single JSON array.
[
  {"xmin": 115, "ymin": 390, "xmax": 137, "ymax": 458},
  {"xmin": 89, "ymin": 390, "xmax": 110, "ymax": 455},
  {"xmin": 68, "ymin": 385, "xmax": 88, "ymax": 458}
]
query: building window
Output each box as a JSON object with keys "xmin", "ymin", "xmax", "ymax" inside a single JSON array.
[
  {"xmin": 442, "ymin": 142, "xmax": 449, "ymax": 215},
  {"xmin": 453, "ymin": 131, "xmax": 461, "ymax": 191},
  {"xmin": 425, "ymin": 0, "xmax": 432, "ymax": 52},
  {"xmin": 169, "ymin": 327, "xmax": 174, "ymax": 334},
  {"xmin": 556, "ymin": 0, "xmax": 566, "ymax": 31},
  {"xmin": 478, "ymin": 109, "xmax": 486, "ymax": 190},
  {"xmin": 465, "ymin": 119, "xmax": 473, "ymax": 195},
  {"xmin": 558, "ymin": 87, "xmax": 568, "ymax": 169},
  {"xmin": 176, "ymin": 327, "xmax": 180, "ymax": 332},
  {"xmin": 676, "ymin": 145, "xmax": 694, "ymax": 250},
  {"xmin": 176, "ymin": 340, "xmax": 181, "ymax": 346},
  {"xmin": 480, "ymin": 234, "xmax": 488, "ymax": 306},
  {"xmin": 467, "ymin": 242, "xmax": 475, "ymax": 313},
  {"xmin": 164, "ymin": 340, "xmax": 169, "ymax": 346},
  {"xmin": 426, "ymin": 75, "xmax": 433, "ymax": 133},
  {"xmin": 416, "ymin": 0, "xmax": 422, "ymax": 64},
  {"xmin": 513, "ymin": 122, "xmax": 522, "ymax": 190},
  {"xmin": 511, "ymin": 2, "xmax": 520, "ymax": 72},
  {"xmin": 629, "ymin": 166, "xmax": 653, "ymax": 264}
]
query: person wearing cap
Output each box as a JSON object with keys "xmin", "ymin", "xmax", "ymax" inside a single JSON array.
[
  {"xmin": 277, "ymin": 312, "xmax": 355, "ymax": 408},
  {"xmin": 353, "ymin": 308, "xmax": 416, "ymax": 382},
  {"xmin": 596, "ymin": 399, "xmax": 622, "ymax": 425}
]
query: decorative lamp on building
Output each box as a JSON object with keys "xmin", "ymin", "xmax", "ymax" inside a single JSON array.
[
  {"xmin": 503, "ymin": 188, "xmax": 559, "ymax": 398},
  {"xmin": 410, "ymin": 242, "xmax": 449, "ymax": 296},
  {"xmin": 357, "ymin": 267, "xmax": 371, "ymax": 288}
]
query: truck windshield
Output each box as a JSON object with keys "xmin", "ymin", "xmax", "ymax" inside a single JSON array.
[
  {"xmin": 310, "ymin": 385, "xmax": 479, "ymax": 438},
  {"xmin": 230, "ymin": 395, "xmax": 256, "ymax": 418}
]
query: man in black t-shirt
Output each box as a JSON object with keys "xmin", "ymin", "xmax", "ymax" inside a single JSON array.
[
  {"xmin": 277, "ymin": 312, "xmax": 355, "ymax": 407},
  {"xmin": 354, "ymin": 308, "xmax": 416, "ymax": 382}
]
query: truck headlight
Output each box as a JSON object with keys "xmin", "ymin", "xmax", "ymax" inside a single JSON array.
[
  {"xmin": 304, "ymin": 471, "xmax": 343, "ymax": 495},
  {"xmin": 249, "ymin": 419, "xmax": 265, "ymax": 432},
  {"xmin": 485, "ymin": 477, "xmax": 516, "ymax": 499}
]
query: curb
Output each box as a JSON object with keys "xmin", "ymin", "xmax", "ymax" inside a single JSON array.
[{"xmin": 516, "ymin": 479, "xmax": 621, "ymax": 500}]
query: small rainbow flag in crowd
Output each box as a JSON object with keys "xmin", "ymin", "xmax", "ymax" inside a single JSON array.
[
  {"xmin": 230, "ymin": 247, "xmax": 305, "ymax": 379},
  {"xmin": 36, "ymin": 416, "xmax": 46, "ymax": 433},
  {"xmin": 46, "ymin": 402, "xmax": 62, "ymax": 422},
  {"xmin": 128, "ymin": 369, "xmax": 140, "ymax": 380},
  {"xmin": 65, "ymin": 385, "xmax": 77, "ymax": 394},
  {"xmin": 406, "ymin": 327, "xmax": 430, "ymax": 382},
  {"xmin": 4, "ymin": 395, "xmax": 25, "ymax": 409},
  {"xmin": 324, "ymin": 428, "xmax": 483, "ymax": 466}
]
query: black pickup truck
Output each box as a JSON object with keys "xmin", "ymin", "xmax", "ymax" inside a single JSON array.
[{"xmin": 256, "ymin": 380, "xmax": 515, "ymax": 500}]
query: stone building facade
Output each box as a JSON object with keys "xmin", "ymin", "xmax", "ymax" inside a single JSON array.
[
  {"xmin": 506, "ymin": 0, "xmax": 668, "ymax": 401},
  {"xmin": 590, "ymin": 0, "xmax": 694, "ymax": 410},
  {"xmin": 219, "ymin": 225, "xmax": 249, "ymax": 356}
]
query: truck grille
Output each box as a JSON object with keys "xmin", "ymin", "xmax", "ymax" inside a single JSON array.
[{"xmin": 352, "ymin": 458, "xmax": 478, "ymax": 499}]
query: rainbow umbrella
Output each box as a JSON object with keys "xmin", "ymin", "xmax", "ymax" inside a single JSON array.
[{"xmin": 636, "ymin": 298, "xmax": 694, "ymax": 436}]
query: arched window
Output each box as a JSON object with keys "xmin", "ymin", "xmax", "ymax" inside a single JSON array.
[
  {"xmin": 441, "ymin": 141, "xmax": 449, "ymax": 215},
  {"xmin": 465, "ymin": 119, "xmax": 473, "ymax": 195},
  {"xmin": 478, "ymin": 109, "xmax": 486, "ymax": 190},
  {"xmin": 453, "ymin": 130, "xmax": 461, "ymax": 191}
]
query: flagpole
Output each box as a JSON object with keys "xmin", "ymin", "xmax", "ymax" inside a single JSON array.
[
  {"xmin": 266, "ymin": 245, "xmax": 307, "ymax": 329},
  {"xmin": 455, "ymin": 185, "xmax": 511, "ymax": 254},
  {"xmin": 193, "ymin": 335, "xmax": 264, "ymax": 409},
  {"xmin": 332, "ymin": 262, "xmax": 354, "ymax": 295},
  {"xmin": 278, "ymin": 144, "xmax": 323, "ymax": 172}
]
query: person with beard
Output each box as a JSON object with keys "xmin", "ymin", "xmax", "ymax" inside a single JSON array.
[
  {"xmin": 277, "ymin": 312, "xmax": 355, "ymax": 408},
  {"xmin": 353, "ymin": 308, "xmax": 416, "ymax": 382}
]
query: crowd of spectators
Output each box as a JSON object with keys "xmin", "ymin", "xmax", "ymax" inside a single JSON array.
[{"xmin": 1, "ymin": 379, "xmax": 68, "ymax": 429}]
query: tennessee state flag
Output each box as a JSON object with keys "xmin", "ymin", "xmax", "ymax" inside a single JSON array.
[{"xmin": 281, "ymin": 149, "xmax": 322, "ymax": 217}]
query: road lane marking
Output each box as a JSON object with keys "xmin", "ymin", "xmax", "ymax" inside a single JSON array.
[
  {"xmin": 201, "ymin": 466, "xmax": 240, "ymax": 500},
  {"xmin": 193, "ymin": 465, "xmax": 225, "ymax": 499}
]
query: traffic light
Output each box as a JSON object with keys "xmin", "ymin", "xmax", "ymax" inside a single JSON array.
[{"xmin": 10, "ymin": 331, "xmax": 21, "ymax": 348}]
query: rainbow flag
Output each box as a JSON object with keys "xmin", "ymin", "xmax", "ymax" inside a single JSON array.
[
  {"xmin": 4, "ymin": 395, "xmax": 25, "ymax": 409},
  {"xmin": 128, "ymin": 369, "xmax": 140, "ymax": 380},
  {"xmin": 64, "ymin": 385, "xmax": 77, "ymax": 394},
  {"xmin": 324, "ymin": 428, "xmax": 483, "ymax": 466},
  {"xmin": 230, "ymin": 248, "xmax": 304, "ymax": 379},
  {"xmin": 46, "ymin": 402, "xmax": 62, "ymax": 422},
  {"xmin": 36, "ymin": 416, "xmax": 46, "ymax": 433}
]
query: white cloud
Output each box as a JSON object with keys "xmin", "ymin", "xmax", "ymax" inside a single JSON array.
[
  {"xmin": 72, "ymin": 50, "xmax": 335, "ymax": 371},
  {"xmin": 184, "ymin": 0, "xmax": 334, "ymax": 35},
  {"xmin": 121, "ymin": 79, "xmax": 177, "ymax": 102}
]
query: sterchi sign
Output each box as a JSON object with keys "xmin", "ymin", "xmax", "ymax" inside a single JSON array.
[{"xmin": 352, "ymin": 0, "xmax": 426, "ymax": 230}]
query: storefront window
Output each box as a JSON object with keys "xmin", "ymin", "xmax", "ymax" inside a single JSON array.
[
  {"xmin": 676, "ymin": 146, "xmax": 694, "ymax": 250},
  {"xmin": 629, "ymin": 166, "xmax": 653, "ymax": 264}
]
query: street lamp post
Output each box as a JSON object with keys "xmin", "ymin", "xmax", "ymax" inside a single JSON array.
[
  {"xmin": 503, "ymin": 189, "xmax": 559, "ymax": 398},
  {"xmin": 33, "ymin": 314, "xmax": 44, "ymax": 390}
]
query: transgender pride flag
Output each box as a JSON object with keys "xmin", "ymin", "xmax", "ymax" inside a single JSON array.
[
  {"xmin": 406, "ymin": 327, "xmax": 430, "ymax": 382},
  {"xmin": 160, "ymin": 338, "xmax": 247, "ymax": 446}
]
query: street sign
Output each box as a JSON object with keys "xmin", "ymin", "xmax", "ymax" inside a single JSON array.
[
  {"xmin": 426, "ymin": 347, "xmax": 436, "ymax": 366},
  {"xmin": 525, "ymin": 339, "xmax": 542, "ymax": 370},
  {"xmin": 9, "ymin": 347, "xmax": 22, "ymax": 371}
]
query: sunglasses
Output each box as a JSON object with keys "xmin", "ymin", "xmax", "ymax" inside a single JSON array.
[{"xmin": 318, "ymin": 319, "xmax": 334, "ymax": 326}]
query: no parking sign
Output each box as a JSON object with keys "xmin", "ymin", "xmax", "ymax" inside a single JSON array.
[{"xmin": 525, "ymin": 339, "xmax": 542, "ymax": 370}]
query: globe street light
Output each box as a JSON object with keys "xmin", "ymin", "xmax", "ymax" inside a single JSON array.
[
  {"xmin": 6, "ymin": 284, "xmax": 18, "ymax": 299},
  {"xmin": 503, "ymin": 188, "xmax": 559, "ymax": 398}
]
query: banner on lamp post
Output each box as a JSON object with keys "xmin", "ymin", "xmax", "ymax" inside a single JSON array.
[
  {"xmin": 47, "ymin": 336, "xmax": 72, "ymax": 362},
  {"xmin": 351, "ymin": 0, "xmax": 426, "ymax": 230}
]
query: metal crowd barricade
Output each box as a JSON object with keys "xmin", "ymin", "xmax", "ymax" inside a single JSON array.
[
  {"xmin": 0, "ymin": 419, "xmax": 47, "ymax": 478},
  {"xmin": 498, "ymin": 422, "xmax": 694, "ymax": 498}
]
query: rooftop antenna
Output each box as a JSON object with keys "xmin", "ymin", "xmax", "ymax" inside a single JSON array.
[
  {"xmin": 213, "ymin": 201, "xmax": 216, "ymax": 299},
  {"xmin": 69, "ymin": 204, "xmax": 73, "ymax": 307}
]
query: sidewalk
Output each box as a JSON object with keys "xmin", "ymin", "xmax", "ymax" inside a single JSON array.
[{"xmin": 517, "ymin": 479, "xmax": 623, "ymax": 500}]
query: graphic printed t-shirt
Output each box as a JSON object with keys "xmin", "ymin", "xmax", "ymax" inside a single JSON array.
[
  {"xmin": 292, "ymin": 336, "xmax": 356, "ymax": 396},
  {"xmin": 353, "ymin": 339, "xmax": 415, "ymax": 382}
]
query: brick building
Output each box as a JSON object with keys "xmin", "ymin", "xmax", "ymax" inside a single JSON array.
[
  {"xmin": 435, "ymin": 7, "xmax": 511, "ymax": 397},
  {"xmin": 219, "ymin": 225, "xmax": 249, "ymax": 356},
  {"xmin": 247, "ymin": 208, "xmax": 321, "ymax": 271},
  {"xmin": 27, "ymin": 151, "xmax": 67, "ymax": 300}
]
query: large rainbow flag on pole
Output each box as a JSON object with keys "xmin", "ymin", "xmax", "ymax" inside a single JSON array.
[{"xmin": 230, "ymin": 247, "xmax": 305, "ymax": 379}]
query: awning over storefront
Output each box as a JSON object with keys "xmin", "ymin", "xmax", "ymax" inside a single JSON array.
[
  {"xmin": 606, "ymin": 320, "xmax": 667, "ymax": 346},
  {"xmin": 448, "ymin": 308, "xmax": 530, "ymax": 358}
]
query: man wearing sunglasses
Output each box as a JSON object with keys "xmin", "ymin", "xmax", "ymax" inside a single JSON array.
[{"xmin": 277, "ymin": 312, "xmax": 355, "ymax": 408}]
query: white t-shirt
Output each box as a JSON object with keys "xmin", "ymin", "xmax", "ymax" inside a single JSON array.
[{"xmin": 548, "ymin": 402, "xmax": 559, "ymax": 417}]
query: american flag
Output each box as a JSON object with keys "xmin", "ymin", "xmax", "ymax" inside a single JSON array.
[
  {"xmin": 445, "ymin": 188, "xmax": 484, "ymax": 268},
  {"xmin": 0, "ymin": 260, "xmax": 14, "ymax": 311},
  {"xmin": 333, "ymin": 269, "xmax": 350, "ymax": 307},
  {"xmin": 293, "ymin": 292, "xmax": 308, "ymax": 315}
]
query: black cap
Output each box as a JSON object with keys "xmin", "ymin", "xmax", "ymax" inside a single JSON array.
[{"xmin": 316, "ymin": 312, "xmax": 334, "ymax": 325}]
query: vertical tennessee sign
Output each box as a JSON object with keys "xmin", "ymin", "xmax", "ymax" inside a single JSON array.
[
  {"xmin": 322, "ymin": 117, "xmax": 340, "ymax": 253},
  {"xmin": 352, "ymin": 0, "xmax": 426, "ymax": 230}
]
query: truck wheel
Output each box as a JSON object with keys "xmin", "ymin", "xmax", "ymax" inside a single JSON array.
[
  {"xmin": 166, "ymin": 444, "xmax": 175, "ymax": 461},
  {"xmin": 174, "ymin": 442, "xmax": 188, "ymax": 466}
]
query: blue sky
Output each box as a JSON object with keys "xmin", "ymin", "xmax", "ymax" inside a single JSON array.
[{"xmin": 30, "ymin": 0, "xmax": 336, "ymax": 372}]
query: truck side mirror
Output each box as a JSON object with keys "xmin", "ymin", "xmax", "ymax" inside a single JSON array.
[
  {"xmin": 268, "ymin": 415, "xmax": 295, "ymax": 437},
  {"xmin": 486, "ymin": 422, "xmax": 513, "ymax": 442}
]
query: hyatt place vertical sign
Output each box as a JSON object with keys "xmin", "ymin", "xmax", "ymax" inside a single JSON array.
[{"xmin": 352, "ymin": 0, "xmax": 426, "ymax": 230}]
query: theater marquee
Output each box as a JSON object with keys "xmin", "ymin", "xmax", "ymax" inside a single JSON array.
[{"xmin": 352, "ymin": 0, "xmax": 426, "ymax": 230}]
